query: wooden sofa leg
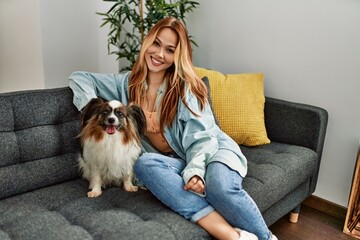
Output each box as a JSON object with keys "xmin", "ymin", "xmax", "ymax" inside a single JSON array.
[{"xmin": 289, "ymin": 205, "xmax": 301, "ymax": 223}]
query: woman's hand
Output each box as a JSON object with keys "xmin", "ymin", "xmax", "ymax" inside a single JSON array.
[{"xmin": 184, "ymin": 175, "xmax": 205, "ymax": 194}]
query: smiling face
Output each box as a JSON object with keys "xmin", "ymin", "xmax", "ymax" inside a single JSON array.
[{"xmin": 145, "ymin": 27, "xmax": 178, "ymax": 77}]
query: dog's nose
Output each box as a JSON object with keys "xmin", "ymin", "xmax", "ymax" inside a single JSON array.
[{"xmin": 108, "ymin": 117, "xmax": 115, "ymax": 124}]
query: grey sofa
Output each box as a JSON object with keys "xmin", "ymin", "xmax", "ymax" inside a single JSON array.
[{"xmin": 0, "ymin": 87, "xmax": 328, "ymax": 240}]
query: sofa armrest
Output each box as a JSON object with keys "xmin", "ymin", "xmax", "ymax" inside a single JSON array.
[
  {"xmin": 264, "ymin": 97, "xmax": 328, "ymax": 192},
  {"xmin": 264, "ymin": 97, "xmax": 328, "ymax": 156}
]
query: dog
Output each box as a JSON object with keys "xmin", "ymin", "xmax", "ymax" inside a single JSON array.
[{"xmin": 78, "ymin": 98, "xmax": 146, "ymax": 198}]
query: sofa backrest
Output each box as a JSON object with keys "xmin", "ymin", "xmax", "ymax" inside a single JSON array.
[{"xmin": 0, "ymin": 87, "xmax": 81, "ymax": 200}]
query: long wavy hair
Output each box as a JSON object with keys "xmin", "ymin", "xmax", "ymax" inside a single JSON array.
[{"xmin": 129, "ymin": 17, "xmax": 207, "ymax": 133}]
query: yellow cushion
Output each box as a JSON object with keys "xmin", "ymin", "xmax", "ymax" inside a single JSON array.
[{"xmin": 195, "ymin": 67, "xmax": 270, "ymax": 146}]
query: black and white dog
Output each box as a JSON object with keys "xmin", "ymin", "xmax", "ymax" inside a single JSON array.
[{"xmin": 78, "ymin": 98, "xmax": 146, "ymax": 197}]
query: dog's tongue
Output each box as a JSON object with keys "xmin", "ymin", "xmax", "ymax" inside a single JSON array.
[{"xmin": 106, "ymin": 125, "xmax": 116, "ymax": 134}]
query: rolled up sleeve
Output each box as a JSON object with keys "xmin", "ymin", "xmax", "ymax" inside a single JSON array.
[
  {"xmin": 68, "ymin": 71, "xmax": 130, "ymax": 110},
  {"xmin": 180, "ymin": 94, "xmax": 219, "ymax": 188}
]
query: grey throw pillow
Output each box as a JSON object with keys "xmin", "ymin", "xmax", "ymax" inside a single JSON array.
[{"xmin": 202, "ymin": 76, "xmax": 220, "ymax": 127}]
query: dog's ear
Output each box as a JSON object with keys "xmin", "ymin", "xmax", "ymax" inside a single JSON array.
[
  {"xmin": 80, "ymin": 98, "xmax": 105, "ymax": 128},
  {"xmin": 127, "ymin": 103, "xmax": 146, "ymax": 135}
]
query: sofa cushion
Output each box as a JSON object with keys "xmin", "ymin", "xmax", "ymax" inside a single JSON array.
[
  {"xmin": 241, "ymin": 142, "xmax": 318, "ymax": 211},
  {"xmin": 194, "ymin": 67, "xmax": 270, "ymax": 146},
  {"xmin": 0, "ymin": 179, "xmax": 210, "ymax": 240},
  {"xmin": 0, "ymin": 88, "xmax": 81, "ymax": 200},
  {"xmin": 0, "ymin": 141, "xmax": 317, "ymax": 239}
]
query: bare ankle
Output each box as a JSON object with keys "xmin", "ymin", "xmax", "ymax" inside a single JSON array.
[
  {"xmin": 231, "ymin": 228, "xmax": 241, "ymax": 240},
  {"xmin": 196, "ymin": 211, "xmax": 240, "ymax": 240},
  {"xmin": 234, "ymin": 228, "xmax": 258, "ymax": 240}
]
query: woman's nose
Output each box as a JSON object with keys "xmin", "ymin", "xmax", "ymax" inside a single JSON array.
[{"xmin": 157, "ymin": 48, "xmax": 164, "ymax": 58}]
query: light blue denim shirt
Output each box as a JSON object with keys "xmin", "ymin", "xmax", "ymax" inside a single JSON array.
[{"xmin": 69, "ymin": 71, "xmax": 248, "ymax": 187}]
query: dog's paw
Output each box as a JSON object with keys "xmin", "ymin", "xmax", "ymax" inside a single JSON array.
[
  {"xmin": 87, "ymin": 190, "xmax": 102, "ymax": 198},
  {"xmin": 124, "ymin": 185, "xmax": 138, "ymax": 192}
]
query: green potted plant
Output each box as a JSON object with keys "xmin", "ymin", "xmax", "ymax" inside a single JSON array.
[{"xmin": 97, "ymin": 0, "xmax": 199, "ymax": 71}]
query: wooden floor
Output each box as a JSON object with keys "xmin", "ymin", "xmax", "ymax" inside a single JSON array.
[{"xmin": 269, "ymin": 205, "xmax": 356, "ymax": 240}]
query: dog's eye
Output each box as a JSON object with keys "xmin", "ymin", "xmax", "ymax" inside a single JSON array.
[
  {"xmin": 102, "ymin": 110, "xmax": 109, "ymax": 116},
  {"xmin": 115, "ymin": 110, "xmax": 123, "ymax": 118}
]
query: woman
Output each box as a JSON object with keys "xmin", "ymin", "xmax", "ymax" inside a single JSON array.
[{"xmin": 69, "ymin": 17, "xmax": 277, "ymax": 240}]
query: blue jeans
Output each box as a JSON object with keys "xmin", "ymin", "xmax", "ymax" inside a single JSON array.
[{"xmin": 134, "ymin": 152, "xmax": 272, "ymax": 240}]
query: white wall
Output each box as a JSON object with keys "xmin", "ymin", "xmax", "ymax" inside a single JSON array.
[
  {"xmin": 38, "ymin": 0, "xmax": 96, "ymax": 88},
  {"xmin": 38, "ymin": 0, "xmax": 112, "ymax": 88},
  {"xmin": 96, "ymin": 2, "xmax": 119, "ymax": 73},
  {"xmin": 1, "ymin": 0, "xmax": 359, "ymax": 208},
  {"xmin": 188, "ymin": 0, "xmax": 360, "ymax": 207},
  {"xmin": 0, "ymin": 0, "xmax": 117, "ymax": 93},
  {"xmin": 0, "ymin": 0, "xmax": 44, "ymax": 92}
]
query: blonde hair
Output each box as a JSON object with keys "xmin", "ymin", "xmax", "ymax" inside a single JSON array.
[{"xmin": 129, "ymin": 17, "xmax": 207, "ymax": 133}]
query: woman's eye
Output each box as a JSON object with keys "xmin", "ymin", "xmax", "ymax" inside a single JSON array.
[
  {"xmin": 153, "ymin": 41, "xmax": 160, "ymax": 47},
  {"xmin": 167, "ymin": 48, "xmax": 174, "ymax": 54}
]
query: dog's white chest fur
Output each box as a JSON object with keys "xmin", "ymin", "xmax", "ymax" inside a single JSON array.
[
  {"xmin": 78, "ymin": 98, "xmax": 146, "ymax": 197},
  {"xmin": 80, "ymin": 132, "xmax": 141, "ymax": 188}
]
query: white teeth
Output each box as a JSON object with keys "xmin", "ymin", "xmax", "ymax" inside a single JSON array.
[{"xmin": 152, "ymin": 57, "xmax": 162, "ymax": 65}]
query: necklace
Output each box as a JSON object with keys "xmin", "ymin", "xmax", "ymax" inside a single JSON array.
[
  {"xmin": 146, "ymin": 93, "xmax": 156, "ymax": 111},
  {"xmin": 145, "ymin": 87, "xmax": 159, "ymax": 116},
  {"xmin": 143, "ymin": 91, "xmax": 158, "ymax": 133},
  {"xmin": 144, "ymin": 92, "xmax": 157, "ymax": 122}
]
